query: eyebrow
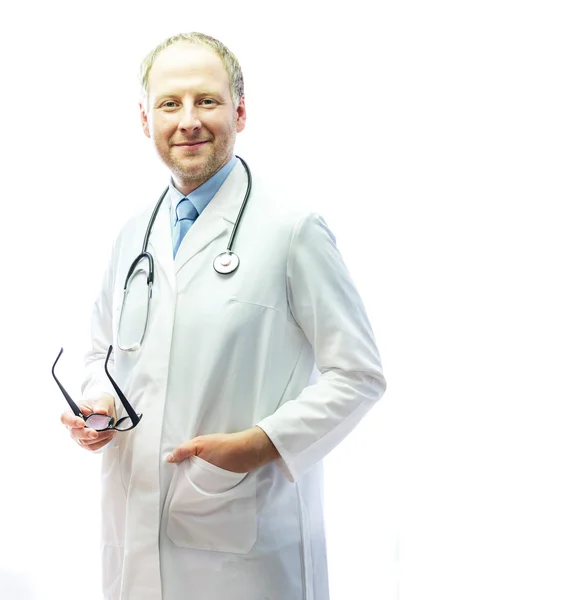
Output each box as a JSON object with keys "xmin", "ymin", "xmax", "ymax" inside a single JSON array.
[{"xmin": 154, "ymin": 90, "xmax": 224, "ymax": 102}]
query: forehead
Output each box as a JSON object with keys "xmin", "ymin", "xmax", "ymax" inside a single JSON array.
[{"xmin": 148, "ymin": 42, "xmax": 229, "ymax": 95}]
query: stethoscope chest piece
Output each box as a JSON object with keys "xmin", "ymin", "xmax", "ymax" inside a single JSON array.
[{"xmin": 213, "ymin": 251, "xmax": 240, "ymax": 275}]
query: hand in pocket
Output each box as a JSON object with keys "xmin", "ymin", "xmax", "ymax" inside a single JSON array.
[{"xmin": 166, "ymin": 427, "xmax": 279, "ymax": 473}]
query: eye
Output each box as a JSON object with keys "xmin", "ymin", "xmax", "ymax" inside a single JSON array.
[
  {"xmin": 199, "ymin": 98, "xmax": 217, "ymax": 106},
  {"xmin": 162, "ymin": 101, "xmax": 179, "ymax": 108}
]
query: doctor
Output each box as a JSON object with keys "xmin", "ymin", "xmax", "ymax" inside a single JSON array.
[{"xmin": 59, "ymin": 32, "xmax": 386, "ymax": 600}]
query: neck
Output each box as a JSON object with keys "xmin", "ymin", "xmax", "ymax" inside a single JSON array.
[{"xmin": 173, "ymin": 177, "xmax": 207, "ymax": 197}]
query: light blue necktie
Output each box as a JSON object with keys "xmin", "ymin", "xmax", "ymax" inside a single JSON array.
[{"xmin": 173, "ymin": 197, "xmax": 199, "ymax": 258}]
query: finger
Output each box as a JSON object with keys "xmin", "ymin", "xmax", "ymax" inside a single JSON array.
[
  {"xmin": 80, "ymin": 404, "xmax": 94, "ymax": 417},
  {"xmin": 80, "ymin": 435, "xmax": 116, "ymax": 452},
  {"xmin": 167, "ymin": 441, "xmax": 197, "ymax": 463},
  {"xmin": 71, "ymin": 430, "xmax": 99, "ymax": 445},
  {"xmin": 92, "ymin": 395, "xmax": 117, "ymax": 418},
  {"xmin": 90, "ymin": 407, "xmax": 116, "ymax": 420},
  {"xmin": 74, "ymin": 429, "xmax": 116, "ymax": 446},
  {"xmin": 71, "ymin": 426, "xmax": 110, "ymax": 443},
  {"xmin": 61, "ymin": 410, "xmax": 86, "ymax": 429},
  {"xmin": 80, "ymin": 429, "xmax": 116, "ymax": 443}
]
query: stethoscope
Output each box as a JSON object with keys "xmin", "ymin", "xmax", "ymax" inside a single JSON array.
[{"xmin": 117, "ymin": 155, "xmax": 252, "ymax": 352}]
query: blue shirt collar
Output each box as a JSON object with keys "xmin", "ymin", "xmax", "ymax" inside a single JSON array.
[{"xmin": 169, "ymin": 155, "xmax": 238, "ymax": 224}]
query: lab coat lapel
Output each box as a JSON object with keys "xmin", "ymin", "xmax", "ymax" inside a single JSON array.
[{"xmin": 174, "ymin": 160, "xmax": 248, "ymax": 276}]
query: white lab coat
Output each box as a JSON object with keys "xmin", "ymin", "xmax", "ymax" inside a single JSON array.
[{"xmin": 82, "ymin": 160, "xmax": 386, "ymax": 600}]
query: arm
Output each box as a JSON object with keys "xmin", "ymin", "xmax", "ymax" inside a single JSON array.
[
  {"xmin": 168, "ymin": 213, "xmax": 386, "ymax": 474},
  {"xmin": 81, "ymin": 243, "xmax": 118, "ymax": 404},
  {"xmin": 256, "ymin": 212, "xmax": 387, "ymax": 482},
  {"xmin": 68, "ymin": 243, "xmax": 118, "ymax": 452}
]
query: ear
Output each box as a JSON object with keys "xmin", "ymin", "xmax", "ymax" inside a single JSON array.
[
  {"xmin": 235, "ymin": 96, "xmax": 247, "ymax": 134},
  {"xmin": 139, "ymin": 99, "xmax": 151, "ymax": 139}
]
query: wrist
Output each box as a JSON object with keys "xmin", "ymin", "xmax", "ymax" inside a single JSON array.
[{"xmin": 240, "ymin": 426, "xmax": 280, "ymax": 469}]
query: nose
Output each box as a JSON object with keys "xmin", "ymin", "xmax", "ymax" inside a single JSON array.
[{"xmin": 178, "ymin": 105, "xmax": 202, "ymax": 134}]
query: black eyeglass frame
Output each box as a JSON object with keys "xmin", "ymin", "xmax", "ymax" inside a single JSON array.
[{"xmin": 52, "ymin": 345, "xmax": 143, "ymax": 431}]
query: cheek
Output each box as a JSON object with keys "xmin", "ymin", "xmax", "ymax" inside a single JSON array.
[
  {"xmin": 152, "ymin": 116, "xmax": 176, "ymax": 141},
  {"xmin": 209, "ymin": 117, "xmax": 236, "ymax": 142}
]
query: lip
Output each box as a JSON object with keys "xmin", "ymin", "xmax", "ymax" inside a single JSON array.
[{"xmin": 174, "ymin": 141, "xmax": 209, "ymax": 149}]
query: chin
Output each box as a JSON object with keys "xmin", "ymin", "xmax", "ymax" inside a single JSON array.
[{"xmin": 175, "ymin": 159, "xmax": 214, "ymax": 181}]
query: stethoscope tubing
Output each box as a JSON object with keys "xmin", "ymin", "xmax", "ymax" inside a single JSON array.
[
  {"xmin": 118, "ymin": 155, "xmax": 251, "ymax": 351},
  {"xmin": 224, "ymin": 155, "xmax": 252, "ymax": 253},
  {"xmin": 124, "ymin": 154, "xmax": 251, "ymax": 292},
  {"xmin": 142, "ymin": 154, "xmax": 250, "ymax": 259},
  {"xmin": 142, "ymin": 188, "xmax": 168, "ymax": 255}
]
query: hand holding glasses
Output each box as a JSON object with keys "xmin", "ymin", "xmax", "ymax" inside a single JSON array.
[{"xmin": 53, "ymin": 345, "xmax": 142, "ymax": 432}]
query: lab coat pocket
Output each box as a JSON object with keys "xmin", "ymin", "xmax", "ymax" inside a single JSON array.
[{"xmin": 167, "ymin": 455, "xmax": 257, "ymax": 553}]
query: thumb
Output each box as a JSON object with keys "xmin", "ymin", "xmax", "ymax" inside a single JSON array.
[
  {"xmin": 167, "ymin": 440, "xmax": 198, "ymax": 463},
  {"xmin": 92, "ymin": 394, "xmax": 116, "ymax": 417},
  {"xmin": 80, "ymin": 404, "xmax": 94, "ymax": 417}
]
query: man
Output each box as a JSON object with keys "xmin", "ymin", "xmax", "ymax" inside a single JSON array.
[{"xmin": 60, "ymin": 32, "xmax": 386, "ymax": 600}]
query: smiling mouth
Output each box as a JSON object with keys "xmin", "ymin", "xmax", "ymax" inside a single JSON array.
[{"xmin": 175, "ymin": 141, "xmax": 209, "ymax": 148}]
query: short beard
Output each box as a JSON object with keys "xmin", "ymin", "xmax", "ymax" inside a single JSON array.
[
  {"xmin": 170, "ymin": 150, "xmax": 224, "ymax": 186},
  {"xmin": 168, "ymin": 119, "xmax": 237, "ymax": 190}
]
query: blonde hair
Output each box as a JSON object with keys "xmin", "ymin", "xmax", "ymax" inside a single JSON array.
[{"xmin": 139, "ymin": 32, "xmax": 244, "ymax": 107}]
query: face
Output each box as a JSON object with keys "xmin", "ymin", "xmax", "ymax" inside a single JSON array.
[{"xmin": 140, "ymin": 42, "xmax": 246, "ymax": 195}]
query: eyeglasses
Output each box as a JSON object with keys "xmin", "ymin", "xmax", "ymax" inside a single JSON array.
[{"xmin": 52, "ymin": 345, "xmax": 143, "ymax": 431}]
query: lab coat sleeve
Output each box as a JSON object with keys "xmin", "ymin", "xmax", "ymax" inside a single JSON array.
[
  {"xmin": 81, "ymin": 241, "xmax": 117, "ymax": 405},
  {"xmin": 256, "ymin": 212, "xmax": 387, "ymax": 482}
]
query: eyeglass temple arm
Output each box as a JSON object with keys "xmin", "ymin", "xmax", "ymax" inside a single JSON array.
[
  {"xmin": 104, "ymin": 346, "xmax": 141, "ymax": 426},
  {"xmin": 52, "ymin": 348, "xmax": 84, "ymax": 419}
]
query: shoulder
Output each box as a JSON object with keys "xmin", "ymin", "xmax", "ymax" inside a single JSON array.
[
  {"xmin": 248, "ymin": 168, "xmax": 336, "ymax": 250},
  {"xmin": 248, "ymin": 167, "xmax": 332, "ymax": 235}
]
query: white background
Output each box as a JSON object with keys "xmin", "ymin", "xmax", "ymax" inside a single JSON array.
[{"xmin": 0, "ymin": 1, "xmax": 559, "ymax": 599}]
